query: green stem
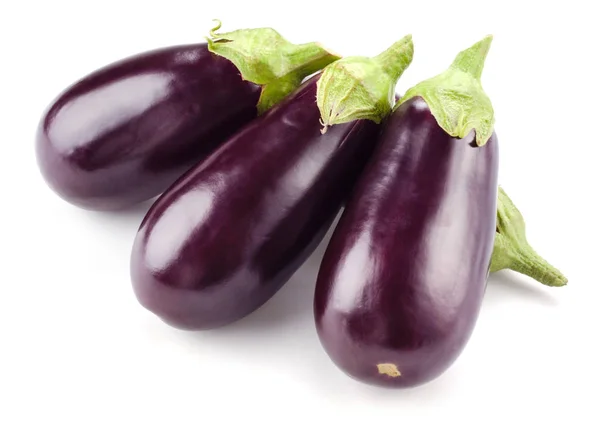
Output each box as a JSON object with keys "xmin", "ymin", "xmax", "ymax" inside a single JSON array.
[
  {"xmin": 399, "ymin": 36, "xmax": 495, "ymax": 146},
  {"xmin": 206, "ymin": 20, "xmax": 340, "ymax": 114},
  {"xmin": 373, "ymin": 37, "xmax": 415, "ymax": 85},
  {"xmin": 490, "ymin": 187, "xmax": 568, "ymax": 287},
  {"xmin": 316, "ymin": 35, "xmax": 414, "ymax": 132},
  {"xmin": 451, "ymin": 35, "xmax": 492, "ymax": 80}
]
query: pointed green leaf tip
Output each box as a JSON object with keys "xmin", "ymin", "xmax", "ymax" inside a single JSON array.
[
  {"xmin": 316, "ymin": 35, "xmax": 414, "ymax": 133},
  {"xmin": 399, "ymin": 35, "xmax": 495, "ymax": 146},
  {"xmin": 491, "ymin": 187, "xmax": 568, "ymax": 287},
  {"xmin": 206, "ymin": 20, "xmax": 340, "ymax": 114}
]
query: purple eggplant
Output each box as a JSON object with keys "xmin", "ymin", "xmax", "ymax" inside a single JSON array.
[
  {"xmin": 35, "ymin": 22, "xmax": 338, "ymax": 210},
  {"xmin": 130, "ymin": 36, "xmax": 414, "ymax": 330},
  {"xmin": 314, "ymin": 37, "xmax": 499, "ymax": 388}
]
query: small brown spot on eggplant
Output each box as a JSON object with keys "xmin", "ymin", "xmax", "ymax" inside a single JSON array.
[{"xmin": 377, "ymin": 363, "xmax": 401, "ymax": 378}]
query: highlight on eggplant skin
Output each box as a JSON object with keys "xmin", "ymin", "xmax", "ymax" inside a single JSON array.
[
  {"xmin": 314, "ymin": 97, "xmax": 499, "ymax": 388},
  {"xmin": 130, "ymin": 77, "xmax": 380, "ymax": 330},
  {"xmin": 35, "ymin": 43, "xmax": 261, "ymax": 211}
]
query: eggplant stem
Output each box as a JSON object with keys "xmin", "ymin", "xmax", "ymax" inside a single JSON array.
[
  {"xmin": 316, "ymin": 35, "xmax": 414, "ymax": 128},
  {"xmin": 451, "ymin": 35, "xmax": 493, "ymax": 80},
  {"xmin": 209, "ymin": 19, "xmax": 223, "ymax": 41},
  {"xmin": 491, "ymin": 187, "xmax": 568, "ymax": 287},
  {"xmin": 510, "ymin": 247, "xmax": 568, "ymax": 287},
  {"xmin": 398, "ymin": 36, "xmax": 495, "ymax": 147},
  {"xmin": 206, "ymin": 21, "xmax": 340, "ymax": 112}
]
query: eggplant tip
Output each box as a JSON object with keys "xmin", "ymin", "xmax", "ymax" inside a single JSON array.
[
  {"xmin": 316, "ymin": 42, "xmax": 343, "ymax": 60},
  {"xmin": 377, "ymin": 363, "xmax": 401, "ymax": 378},
  {"xmin": 555, "ymin": 274, "xmax": 568, "ymax": 287},
  {"xmin": 319, "ymin": 117, "xmax": 330, "ymax": 134},
  {"xmin": 209, "ymin": 19, "xmax": 223, "ymax": 38}
]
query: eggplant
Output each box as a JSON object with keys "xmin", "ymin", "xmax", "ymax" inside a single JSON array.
[
  {"xmin": 314, "ymin": 37, "xmax": 500, "ymax": 388},
  {"xmin": 130, "ymin": 36, "xmax": 414, "ymax": 330},
  {"xmin": 35, "ymin": 22, "xmax": 338, "ymax": 210}
]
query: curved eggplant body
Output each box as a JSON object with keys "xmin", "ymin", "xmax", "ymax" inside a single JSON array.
[
  {"xmin": 36, "ymin": 44, "xmax": 261, "ymax": 210},
  {"xmin": 314, "ymin": 97, "xmax": 499, "ymax": 388},
  {"xmin": 130, "ymin": 78, "xmax": 379, "ymax": 330}
]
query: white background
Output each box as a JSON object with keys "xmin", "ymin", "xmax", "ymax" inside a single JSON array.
[{"xmin": 2, "ymin": 1, "xmax": 599, "ymax": 433}]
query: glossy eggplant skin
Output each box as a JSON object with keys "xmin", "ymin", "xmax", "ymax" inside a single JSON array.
[
  {"xmin": 130, "ymin": 78, "xmax": 380, "ymax": 330},
  {"xmin": 36, "ymin": 43, "xmax": 261, "ymax": 210},
  {"xmin": 314, "ymin": 97, "xmax": 499, "ymax": 388}
]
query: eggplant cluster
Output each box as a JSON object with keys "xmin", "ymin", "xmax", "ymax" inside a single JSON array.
[{"xmin": 36, "ymin": 23, "xmax": 566, "ymax": 389}]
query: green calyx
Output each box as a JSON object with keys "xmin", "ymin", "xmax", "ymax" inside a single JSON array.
[
  {"xmin": 491, "ymin": 187, "xmax": 568, "ymax": 287},
  {"xmin": 316, "ymin": 35, "xmax": 414, "ymax": 133},
  {"xmin": 399, "ymin": 36, "xmax": 495, "ymax": 146},
  {"xmin": 206, "ymin": 20, "xmax": 340, "ymax": 114}
]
